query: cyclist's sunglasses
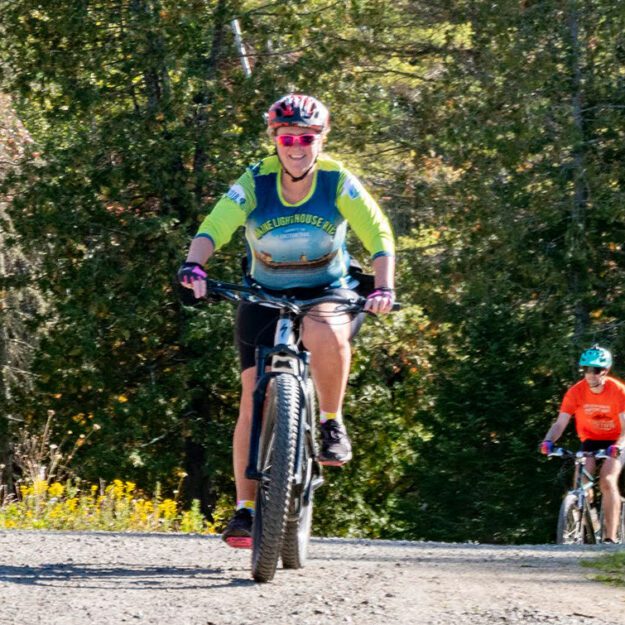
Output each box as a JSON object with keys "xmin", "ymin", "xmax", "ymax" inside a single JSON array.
[
  {"xmin": 580, "ymin": 366, "xmax": 607, "ymax": 375},
  {"xmin": 276, "ymin": 134, "xmax": 319, "ymax": 147}
]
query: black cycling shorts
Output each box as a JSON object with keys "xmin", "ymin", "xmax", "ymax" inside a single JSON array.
[{"xmin": 234, "ymin": 286, "xmax": 365, "ymax": 371}]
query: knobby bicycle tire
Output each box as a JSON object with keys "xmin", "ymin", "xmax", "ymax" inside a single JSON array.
[
  {"xmin": 556, "ymin": 493, "xmax": 584, "ymax": 544},
  {"xmin": 281, "ymin": 378, "xmax": 317, "ymax": 569},
  {"xmin": 251, "ymin": 374, "xmax": 300, "ymax": 583},
  {"xmin": 582, "ymin": 501, "xmax": 598, "ymax": 544}
]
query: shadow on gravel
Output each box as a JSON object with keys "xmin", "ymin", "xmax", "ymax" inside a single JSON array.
[{"xmin": 0, "ymin": 564, "xmax": 255, "ymax": 590}]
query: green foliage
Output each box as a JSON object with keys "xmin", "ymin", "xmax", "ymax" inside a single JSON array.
[
  {"xmin": 315, "ymin": 303, "xmax": 430, "ymax": 538},
  {"xmin": 1, "ymin": 0, "xmax": 625, "ymax": 544},
  {"xmin": 388, "ymin": 0, "xmax": 625, "ymax": 542}
]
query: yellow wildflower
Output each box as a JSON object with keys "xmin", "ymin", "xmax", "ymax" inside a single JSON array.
[
  {"xmin": 33, "ymin": 480, "xmax": 49, "ymax": 496},
  {"xmin": 48, "ymin": 483, "xmax": 64, "ymax": 498},
  {"xmin": 158, "ymin": 499, "xmax": 178, "ymax": 520}
]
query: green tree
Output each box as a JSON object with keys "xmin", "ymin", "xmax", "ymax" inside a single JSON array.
[
  {"xmin": 0, "ymin": 93, "xmax": 48, "ymax": 491},
  {"xmin": 0, "ymin": 0, "xmax": 439, "ymax": 529},
  {"xmin": 395, "ymin": 0, "xmax": 625, "ymax": 542},
  {"xmin": 4, "ymin": 0, "xmax": 623, "ymax": 543}
]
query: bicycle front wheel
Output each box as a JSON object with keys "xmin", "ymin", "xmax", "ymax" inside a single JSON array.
[
  {"xmin": 251, "ymin": 374, "xmax": 300, "ymax": 583},
  {"xmin": 556, "ymin": 493, "xmax": 584, "ymax": 544},
  {"xmin": 282, "ymin": 378, "xmax": 318, "ymax": 569}
]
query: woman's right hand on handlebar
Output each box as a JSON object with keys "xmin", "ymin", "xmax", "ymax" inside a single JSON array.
[{"xmin": 177, "ymin": 262, "xmax": 207, "ymax": 299}]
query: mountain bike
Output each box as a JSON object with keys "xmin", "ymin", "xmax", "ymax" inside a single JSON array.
[
  {"xmin": 548, "ymin": 448, "xmax": 625, "ymax": 544},
  {"xmin": 204, "ymin": 279, "xmax": 396, "ymax": 582}
]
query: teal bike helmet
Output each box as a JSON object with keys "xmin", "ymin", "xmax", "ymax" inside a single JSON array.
[{"xmin": 579, "ymin": 345, "xmax": 613, "ymax": 369}]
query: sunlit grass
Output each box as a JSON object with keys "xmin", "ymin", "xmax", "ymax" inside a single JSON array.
[
  {"xmin": 582, "ymin": 552, "xmax": 625, "ymax": 586},
  {"xmin": 0, "ymin": 479, "xmax": 229, "ymax": 534}
]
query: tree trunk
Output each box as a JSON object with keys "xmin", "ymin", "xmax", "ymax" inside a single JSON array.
[
  {"xmin": 0, "ymin": 218, "xmax": 10, "ymax": 492},
  {"xmin": 566, "ymin": 1, "xmax": 590, "ymax": 348},
  {"xmin": 0, "ymin": 93, "xmax": 49, "ymax": 494},
  {"xmin": 180, "ymin": 0, "xmax": 230, "ymax": 519}
]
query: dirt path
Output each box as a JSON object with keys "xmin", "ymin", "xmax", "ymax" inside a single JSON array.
[{"xmin": 0, "ymin": 530, "xmax": 622, "ymax": 625}]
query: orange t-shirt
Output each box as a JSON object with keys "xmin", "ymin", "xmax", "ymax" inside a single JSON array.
[{"xmin": 560, "ymin": 377, "xmax": 625, "ymax": 441}]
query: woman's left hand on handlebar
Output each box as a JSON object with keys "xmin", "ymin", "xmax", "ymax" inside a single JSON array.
[
  {"xmin": 607, "ymin": 444, "xmax": 622, "ymax": 458},
  {"xmin": 364, "ymin": 287, "xmax": 395, "ymax": 315}
]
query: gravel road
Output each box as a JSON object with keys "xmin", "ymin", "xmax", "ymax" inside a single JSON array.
[{"xmin": 0, "ymin": 530, "xmax": 622, "ymax": 625}]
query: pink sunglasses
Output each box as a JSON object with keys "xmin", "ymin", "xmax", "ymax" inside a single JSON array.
[{"xmin": 276, "ymin": 134, "xmax": 320, "ymax": 147}]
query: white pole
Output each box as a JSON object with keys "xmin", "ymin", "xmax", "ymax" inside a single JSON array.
[{"xmin": 230, "ymin": 19, "xmax": 252, "ymax": 78}]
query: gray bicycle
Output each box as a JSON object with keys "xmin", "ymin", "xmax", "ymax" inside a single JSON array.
[
  {"xmin": 549, "ymin": 448, "xmax": 625, "ymax": 544},
  {"xmin": 205, "ymin": 279, "xmax": 394, "ymax": 581}
]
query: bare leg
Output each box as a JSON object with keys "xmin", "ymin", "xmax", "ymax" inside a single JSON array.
[
  {"xmin": 301, "ymin": 303, "xmax": 352, "ymax": 413},
  {"xmin": 600, "ymin": 458, "xmax": 623, "ymax": 542},
  {"xmin": 233, "ymin": 366, "xmax": 258, "ymax": 502}
]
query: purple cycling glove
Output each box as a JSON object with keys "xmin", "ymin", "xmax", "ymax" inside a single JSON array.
[
  {"xmin": 178, "ymin": 262, "xmax": 207, "ymax": 286},
  {"xmin": 366, "ymin": 287, "xmax": 395, "ymax": 307},
  {"xmin": 539, "ymin": 440, "xmax": 554, "ymax": 455},
  {"xmin": 607, "ymin": 444, "xmax": 622, "ymax": 459}
]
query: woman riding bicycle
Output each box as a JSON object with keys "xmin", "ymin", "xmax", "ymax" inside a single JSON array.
[
  {"xmin": 539, "ymin": 345, "xmax": 625, "ymax": 543},
  {"xmin": 178, "ymin": 94, "xmax": 395, "ymax": 548}
]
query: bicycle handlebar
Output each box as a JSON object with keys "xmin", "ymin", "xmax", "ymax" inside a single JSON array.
[
  {"xmin": 548, "ymin": 447, "xmax": 610, "ymax": 460},
  {"xmin": 203, "ymin": 278, "xmax": 401, "ymax": 315}
]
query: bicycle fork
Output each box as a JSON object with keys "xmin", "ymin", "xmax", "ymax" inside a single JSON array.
[{"xmin": 574, "ymin": 461, "xmax": 601, "ymax": 540}]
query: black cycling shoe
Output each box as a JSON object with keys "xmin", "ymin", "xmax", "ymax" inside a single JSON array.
[
  {"xmin": 318, "ymin": 420, "xmax": 352, "ymax": 466},
  {"xmin": 222, "ymin": 508, "xmax": 253, "ymax": 549},
  {"xmin": 602, "ymin": 538, "xmax": 617, "ymax": 544}
]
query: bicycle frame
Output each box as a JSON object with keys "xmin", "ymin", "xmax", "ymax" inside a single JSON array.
[
  {"xmin": 201, "ymin": 279, "xmax": 365, "ymax": 485},
  {"xmin": 570, "ymin": 452, "xmax": 599, "ymax": 506},
  {"xmin": 550, "ymin": 448, "xmax": 608, "ymax": 543}
]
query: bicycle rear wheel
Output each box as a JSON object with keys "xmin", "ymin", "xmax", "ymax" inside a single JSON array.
[
  {"xmin": 251, "ymin": 374, "xmax": 300, "ymax": 583},
  {"xmin": 282, "ymin": 378, "xmax": 318, "ymax": 569},
  {"xmin": 556, "ymin": 493, "xmax": 584, "ymax": 544},
  {"xmin": 583, "ymin": 502, "xmax": 599, "ymax": 544}
]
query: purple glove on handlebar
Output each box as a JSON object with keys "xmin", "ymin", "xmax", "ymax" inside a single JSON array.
[
  {"xmin": 178, "ymin": 262, "xmax": 207, "ymax": 286},
  {"xmin": 607, "ymin": 444, "xmax": 622, "ymax": 459},
  {"xmin": 539, "ymin": 440, "xmax": 554, "ymax": 455},
  {"xmin": 366, "ymin": 287, "xmax": 395, "ymax": 306}
]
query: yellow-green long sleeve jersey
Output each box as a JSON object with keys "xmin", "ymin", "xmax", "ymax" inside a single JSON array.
[{"xmin": 195, "ymin": 154, "xmax": 395, "ymax": 290}]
